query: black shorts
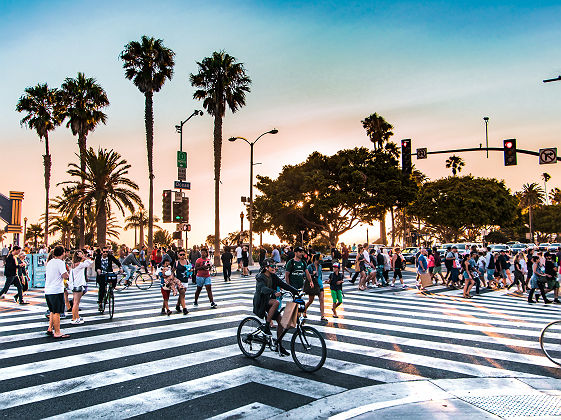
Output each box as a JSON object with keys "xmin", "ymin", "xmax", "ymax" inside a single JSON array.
[
  {"xmin": 393, "ymin": 268, "xmax": 403, "ymax": 279},
  {"xmin": 242, "ymin": 259, "xmax": 249, "ymax": 268},
  {"xmin": 45, "ymin": 293, "xmax": 65, "ymax": 314}
]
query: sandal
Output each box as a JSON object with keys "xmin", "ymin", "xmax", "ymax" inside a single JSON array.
[
  {"xmin": 53, "ymin": 334, "xmax": 70, "ymax": 339},
  {"xmin": 46, "ymin": 330, "xmax": 53, "ymax": 336},
  {"xmin": 320, "ymin": 317, "xmax": 328, "ymax": 321}
]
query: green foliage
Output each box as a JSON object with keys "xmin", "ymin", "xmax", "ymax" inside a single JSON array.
[
  {"xmin": 445, "ymin": 155, "xmax": 465, "ymax": 176},
  {"xmin": 533, "ymin": 205, "xmax": 561, "ymax": 235},
  {"xmin": 154, "ymin": 230, "xmax": 173, "ymax": 248},
  {"xmin": 484, "ymin": 230, "xmax": 509, "ymax": 244},
  {"xmin": 254, "ymin": 147, "xmax": 417, "ymax": 246},
  {"xmin": 411, "ymin": 176, "xmax": 518, "ymax": 241}
]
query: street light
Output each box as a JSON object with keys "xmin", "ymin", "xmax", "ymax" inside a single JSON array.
[
  {"xmin": 229, "ymin": 128, "xmax": 279, "ymax": 264},
  {"xmin": 483, "ymin": 117, "xmax": 489, "ymax": 158},
  {"xmin": 23, "ymin": 217, "xmax": 27, "ymax": 245},
  {"xmin": 543, "ymin": 75, "xmax": 561, "ymax": 83},
  {"xmin": 175, "ymin": 110, "xmax": 203, "ymax": 151}
]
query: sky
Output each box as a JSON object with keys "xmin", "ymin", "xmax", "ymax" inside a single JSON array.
[{"xmin": 1, "ymin": 0, "xmax": 561, "ymax": 247}]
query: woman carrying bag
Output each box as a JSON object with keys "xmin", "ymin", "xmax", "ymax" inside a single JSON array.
[
  {"xmin": 68, "ymin": 250, "xmax": 94, "ymax": 324},
  {"xmin": 304, "ymin": 254, "xmax": 326, "ymax": 321}
]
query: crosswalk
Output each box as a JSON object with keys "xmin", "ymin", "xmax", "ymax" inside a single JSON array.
[{"xmin": 0, "ymin": 271, "xmax": 560, "ymax": 419}]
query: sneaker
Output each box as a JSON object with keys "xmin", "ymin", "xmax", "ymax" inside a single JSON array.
[
  {"xmin": 554, "ymin": 299, "xmax": 561, "ymax": 304},
  {"xmin": 70, "ymin": 318, "xmax": 84, "ymax": 325},
  {"xmin": 402, "ymin": 284, "xmax": 407, "ymax": 288},
  {"xmin": 161, "ymin": 308, "xmax": 166, "ymax": 315},
  {"xmin": 210, "ymin": 302, "xmax": 217, "ymax": 309},
  {"xmin": 175, "ymin": 304, "xmax": 181, "ymax": 313},
  {"xmin": 391, "ymin": 282, "xmax": 395, "ymax": 287},
  {"xmin": 183, "ymin": 308, "xmax": 189, "ymax": 315},
  {"xmin": 278, "ymin": 345, "xmax": 290, "ymax": 357},
  {"xmin": 260, "ymin": 324, "xmax": 272, "ymax": 335},
  {"xmin": 60, "ymin": 313, "xmax": 66, "ymax": 319},
  {"xmin": 45, "ymin": 310, "xmax": 51, "ymax": 319},
  {"xmin": 14, "ymin": 296, "xmax": 18, "ymax": 303},
  {"xmin": 18, "ymin": 301, "xmax": 29, "ymax": 305},
  {"xmin": 193, "ymin": 302, "xmax": 198, "ymax": 307},
  {"xmin": 98, "ymin": 304, "xmax": 103, "ymax": 312}
]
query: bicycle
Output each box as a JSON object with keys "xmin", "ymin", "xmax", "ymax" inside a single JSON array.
[
  {"xmin": 99, "ymin": 272, "xmax": 116, "ymax": 319},
  {"xmin": 115, "ymin": 267, "xmax": 154, "ymax": 292},
  {"xmin": 539, "ymin": 320, "xmax": 561, "ymax": 367},
  {"xmin": 236, "ymin": 291, "xmax": 327, "ymax": 372}
]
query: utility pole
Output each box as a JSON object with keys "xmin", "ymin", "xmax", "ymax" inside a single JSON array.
[{"xmin": 483, "ymin": 117, "xmax": 489, "ymax": 158}]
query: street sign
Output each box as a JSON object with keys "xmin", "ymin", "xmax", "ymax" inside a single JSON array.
[
  {"xmin": 174, "ymin": 181, "xmax": 191, "ymax": 190},
  {"xmin": 539, "ymin": 148, "xmax": 557, "ymax": 165},
  {"xmin": 181, "ymin": 223, "xmax": 189, "ymax": 231},
  {"xmin": 178, "ymin": 167, "xmax": 186, "ymax": 181},
  {"xmin": 177, "ymin": 151, "xmax": 187, "ymax": 168},
  {"xmin": 174, "ymin": 191, "xmax": 182, "ymax": 201},
  {"xmin": 416, "ymin": 148, "xmax": 427, "ymax": 159}
]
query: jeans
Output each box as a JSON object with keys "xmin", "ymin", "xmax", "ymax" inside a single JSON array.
[
  {"xmin": 122, "ymin": 264, "xmax": 137, "ymax": 281},
  {"xmin": 223, "ymin": 263, "xmax": 231, "ymax": 280},
  {"xmin": 0, "ymin": 276, "xmax": 23, "ymax": 302},
  {"xmin": 97, "ymin": 274, "xmax": 116, "ymax": 304},
  {"xmin": 450, "ymin": 268, "xmax": 459, "ymax": 284}
]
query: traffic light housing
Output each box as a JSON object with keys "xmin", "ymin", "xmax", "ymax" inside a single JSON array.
[
  {"xmin": 162, "ymin": 190, "xmax": 172, "ymax": 223},
  {"xmin": 504, "ymin": 139, "xmax": 517, "ymax": 166},
  {"xmin": 401, "ymin": 139, "xmax": 412, "ymax": 174},
  {"xmin": 180, "ymin": 197, "xmax": 189, "ymax": 224},
  {"xmin": 173, "ymin": 201, "xmax": 182, "ymax": 222}
]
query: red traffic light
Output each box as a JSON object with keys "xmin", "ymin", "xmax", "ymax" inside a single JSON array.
[{"xmin": 505, "ymin": 141, "xmax": 513, "ymax": 149}]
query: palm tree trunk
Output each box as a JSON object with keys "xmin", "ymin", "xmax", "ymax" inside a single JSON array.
[
  {"xmin": 134, "ymin": 227, "xmax": 137, "ymax": 247},
  {"xmin": 43, "ymin": 135, "xmax": 51, "ymax": 247},
  {"xmin": 529, "ymin": 205, "xmax": 533, "ymax": 243},
  {"xmin": 213, "ymin": 112, "xmax": 223, "ymax": 266},
  {"xmin": 379, "ymin": 213, "xmax": 387, "ymax": 245},
  {"xmin": 96, "ymin": 204, "xmax": 107, "ymax": 246},
  {"xmin": 78, "ymin": 132, "xmax": 87, "ymax": 248},
  {"xmin": 145, "ymin": 92, "xmax": 154, "ymax": 253},
  {"xmin": 139, "ymin": 223, "xmax": 145, "ymax": 247},
  {"xmin": 390, "ymin": 207, "xmax": 395, "ymax": 247}
]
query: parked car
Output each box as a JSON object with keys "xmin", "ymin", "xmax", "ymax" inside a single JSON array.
[
  {"xmin": 489, "ymin": 244, "xmax": 510, "ymax": 253},
  {"xmin": 321, "ymin": 254, "xmax": 333, "ymax": 270},
  {"xmin": 510, "ymin": 243, "xmax": 528, "ymax": 253},
  {"xmin": 347, "ymin": 251, "xmax": 357, "ymax": 268},
  {"xmin": 401, "ymin": 247, "xmax": 419, "ymax": 265},
  {"xmin": 547, "ymin": 243, "xmax": 561, "ymax": 252},
  {"xmin": 538, "ymin": 243, "xmax": 550, "ymax": 252}
]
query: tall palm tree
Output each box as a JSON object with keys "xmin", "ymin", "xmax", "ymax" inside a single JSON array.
[
  {"xmin": 125, "ymin": 208, "xmax": 160, "ymax": 246},
  {"xmin": 445, "ymin": 155, "xmax": 465, "ymax": 176},
  {"xmin": 60, "ymin": 72, "xmax": 110, "ymax": 248},
  {"xmin": 190, "ymin": 51, "xmax": 251, "ymax": 265},
  {"xmin": 25, "ymin": 223, "xmax": 44, "ymax": 248},
  {"xmin": 361, "ymin": 113, "xmax": 394, "ymax": 150},
  {"xmin": 120, "ymin": 36, "xmax": 175, "ymax": 253},
  {"xmin": 60, "ymin": 147, "xmax": 142, "ymax": 246},
  {"xmin": 542, "ymin": 173, "xmax": 551, "ymax": 205},
  {"xmin": 518, "ymin": 182, "xmax": 545, "ymax": 242},
  {"xmin": 49, "ymin": 213, "xmax": 75, "ymax": 248},
  {"xmin": 550, "ymin": 187, "xmax": 561, "ymax": 205},
  {"xmin": 16, "ymin": 84, "xmax": 64, "ymax": 246}
]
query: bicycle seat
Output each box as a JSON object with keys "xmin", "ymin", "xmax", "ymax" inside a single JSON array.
[{"xmin": 294, "ymin": 298, "xmax": 305, "ymax": 305}]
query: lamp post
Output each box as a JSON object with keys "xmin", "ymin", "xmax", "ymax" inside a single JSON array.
[
  {"xmin": 229, "ymin": 129, "xmax": 279, "ymax": 264},
  {"xmin": 23, "ymin": 217, "xmax": 27, "ymax": 246},
  {"xmin": 483, "ymin": 117, "xmax": 489, "ymax": 158}
]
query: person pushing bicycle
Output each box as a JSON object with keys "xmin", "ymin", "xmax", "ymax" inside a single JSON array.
[
  {"xmin": 253, "ymin": 258, "xmax": 299, "ymax": 356},
  {"xmin": 95, "ymin": 246, "xmax": 122, "ymax": 312}
]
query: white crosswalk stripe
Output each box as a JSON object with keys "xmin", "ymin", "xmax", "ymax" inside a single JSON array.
[{"xmin": 0, "ymin": 272, "xmax": 559, "ymax": 418}]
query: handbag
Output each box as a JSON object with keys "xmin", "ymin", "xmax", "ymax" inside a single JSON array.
[
  {"xmin": 280, "ymin": 301, "xmax": 298, "ymax": 329},
  {"xmin": 419, "ymin": 272, "xmax": 432, "ymax": 287}
]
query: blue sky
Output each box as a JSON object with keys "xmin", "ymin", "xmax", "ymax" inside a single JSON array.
[{"xmin": 1, "ymin": 0, "xmax": 561, "ymax": 245}]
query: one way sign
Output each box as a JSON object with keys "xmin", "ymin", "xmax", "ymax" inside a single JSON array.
[{"xmin": 539, "ymin": 148, "xmax": 557, "ymax": 165}]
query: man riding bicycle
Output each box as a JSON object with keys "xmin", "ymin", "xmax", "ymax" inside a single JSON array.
[
  {"xmin": 95, "ymin": 247, "xmax": 122, "ymax": 311},
  {"xmin": 253, "ymin": 258, "xmax": 299, "ymax": 356},
  {"xmin": 122, "ymin": 249, "xmax": 142, "ymax": 285}
]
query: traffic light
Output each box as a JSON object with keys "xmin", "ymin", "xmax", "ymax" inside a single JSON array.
[
  {"xmin": 162, "ymin": 190, "xmax": 172, "ymax": 223},
  {"xmin": 180, "ymin": 197, "xmax": 189, "ymax": 224},
  {"xmin": 401, "ymin": 139, "xmax": 412, "ymax": 174},
  {"xmin": 172, "ymin": 231, "xmax": 182, "ymax": 240},
  {"xmin": 503, "ymin": 139, "xmax": 517, "ymax": 166},
  {"xmin": 173, "ymin": 201, "xmax": 182, "ymax": 222}
]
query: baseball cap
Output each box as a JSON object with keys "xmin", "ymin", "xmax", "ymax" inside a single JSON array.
[
  {"xmin": 294, "ymin": 246, "xmax": 304, "ymax": 252},
  {"xmin": 133, "ymin": 249, "xmax": 139, "ymax": 253}
]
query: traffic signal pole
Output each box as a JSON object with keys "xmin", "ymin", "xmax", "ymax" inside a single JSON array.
[{"xmin": 409, "ymin": 146, "xmax": 560, "ymax": 161}]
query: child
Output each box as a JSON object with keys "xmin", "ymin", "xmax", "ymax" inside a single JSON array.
[{"xmin": 329, "ymin": 263, "xmax": 344, "ymax": 318}]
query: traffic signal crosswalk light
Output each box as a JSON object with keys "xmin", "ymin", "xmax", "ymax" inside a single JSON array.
[
  {"xmin": 162, "ymin": 190, "xmax": 172, "ymax": 223},
  {"xmin": 503, "ymin": 139, "xmax": 517, "ymax": 166},
  {"xmin": 181, "ymin": 197, "xmax": 189, "ymax": 224},
  {"xmin": 401, "ymin": 139, "xmax": 412, "ymax": 174},
  {"xmin": 173, "ymin": 201, "xmax": 182, "ymax": 222}
]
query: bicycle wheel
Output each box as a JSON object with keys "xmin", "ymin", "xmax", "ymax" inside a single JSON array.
[
  {"xmin": 114, "ymin": 274, "xmax": 127, "ymax": 293},
  {"xmin": 237, "ymin": 317, "xmax": 266, "ymax": 358},
  {"xmin": 135, "ymin": 273, "xmax": 153, "ymax": 290},
  {"xmin": 108, "ymin": 289, "xmax": 115, "ymax": 320},
  {"xmin": 540, "ymin": 320, "xmax": 561, "ymax": 367},
  {"xmin": 291, "ymin": 325, "xmax": 327, "ymax": 372}
]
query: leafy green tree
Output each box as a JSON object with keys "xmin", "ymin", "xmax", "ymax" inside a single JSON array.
[
  {"xmin": 125, "ymin": 207, "xmax": 160, "ymax": 247},
  {"xmin": 542, "ymin": 172, "xmax": 551, "ymax": 204},
  {"xmin": 410, "ymin": 176, "xmax": 518, "ymax": 242},
  {"xmin": 254, "ymin": 147, "xmax": 416, "ymax": 247},
  {"xmin": 49, "ymin": 213, "xmax": 75, "ymax": 249},
  {"xmin": 60, "ymin": 147, "xmax": 142, "ymax": 246},
  {"xmin": 60, "ymin": 72, "xmax": 109, "ymax": 248},
  {"xmin": 533, "ymin": 205, "xmax": 561, "ymax": 239},
  {"xmin": 25, "ymin": 223, "xmax": 44, "ymax": 248},
  {"xmin": 550, "ymin": 188, "xmax": 561, "ymax": 205},
  {"xmin": 120, "ymin": 35, "xmax": 175, "ymax": 252},
  {"xmin": 190, "ymin": 51, "xmax": 251, "ymax": 265},
  {"xmin": 16, "ymin": 83, "xmax": 64, "ymax": 246},
  {"xmin": 517, "ymin": 182, "xmax": 545, "ymax": 242},
  {"xmin": 445, "ymin": 155, "xmax": 465, "ymax": 176},
  {"xmin": 154, "ymin": 229, "xmax": 173, "ymax": 248}
]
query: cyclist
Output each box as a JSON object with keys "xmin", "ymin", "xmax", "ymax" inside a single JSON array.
[
  {"xmin": 95, "ymin": 246, "xmax": 122, "ymax": 311},
  {"xmin": 253, "ymin": 258, "xmax": 298, "ymax": 356},
  {"xmin": 122, "ymin": 249, "xmax": 142, "ymax": 286}
]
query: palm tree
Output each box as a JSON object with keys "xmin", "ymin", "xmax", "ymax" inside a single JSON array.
[
  {"xmin": 445, "ymin": 155, "xmax": 465, "ymax": 176},
  {"xmin": 190, "ymin": 51, "xmax": 251, "ymax": 265},
  {"xmin": 125, "ymin": 208, "xmax": 160, "ymax": 246},
  {"xmin": 542, "ymin": 173, "xmax": 551, "ymax": 205},
  {"xmin": 60, "ymin": 147, "xmax": 142, "ymax": 246},
  {"xmin": 26, "ymin": 223, "xmax": 44, "ymax": 248},
  {"xmin": 60, "ymin": 72, "xmax": 110, "ymax": 248},
  {"xmin": 120, "ymin": 36, "xmax": 175, "ymax": 253},
  {"xmin": 16, "ymin": 83, "xmax": 64, "ymax": 246},
  {"xmin": 518, "ymin": 182, "xmax": 545, "ymax": 242},
  {"xmin": 154, "ymin": 229, "xmax": 173, "ymax": 248},
  {"xmin": 550, "ymin": 188, "xmax": 561, "ymax": 205},
  {"xmin": 361, "ymin": 113, "xmax": 394, "ymax": 150},
  {"xmin": 49, "ymin": 213, "xmax": 75, "ymax": 248}
]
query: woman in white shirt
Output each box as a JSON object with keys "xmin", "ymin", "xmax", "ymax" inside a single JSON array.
[{"xmin": 68, "ymin": 250, "xmax": 93, "ymax": 324}]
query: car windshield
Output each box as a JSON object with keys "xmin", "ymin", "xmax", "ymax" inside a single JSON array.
[{"xmin": 403, "ymin": 248, "xmax": 417, "ymax": 253}]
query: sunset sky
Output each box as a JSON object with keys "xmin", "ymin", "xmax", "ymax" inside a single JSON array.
[{"xmin": 1, "ymin": 0, "xmax": 561, "ymax": 247}]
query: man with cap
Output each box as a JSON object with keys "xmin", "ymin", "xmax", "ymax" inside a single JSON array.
[
  {"xmin": 284, "ymin": 246, "xmax": 313, "ymax": 290},
  {"xmin": 122, "ymin": 249, "xmax": 142, "ymax": 286}
]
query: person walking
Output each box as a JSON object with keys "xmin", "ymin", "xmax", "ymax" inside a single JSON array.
[
  {"xmin": 416, "ymin": 248, "xmax": 429, "ymax": 290},
  {"xmin": 1, "ymin": 245, "xmax": 9, "ymax": 265},
  {"xmin": 271, "ymin": 246, "xmax": 281, "ymax": 264},
  {"xmin": 284, "ymin": 246, "xmax": 312, "ymax": 290},
  {"xmin": 528, "ymin": 255, "xmax": 551, "ymax": 304},
  {"xmin": 45, "ymin": 246, "xmax": 70, "ymax": 338},
  {"xmin": 241, "ymin": 245, "xmax": 250, "ymax": 277},
  {"xmin": 303, "ymin": 254, "xmax": 326, "ymax": 321},
  {"xmin": 235, "ymin": 243, "xmax": 243, "ymax": 272},
  {"xmin": 95, "ymin": 246, "xmax": 122, "ymax": 312},
  {"xmin": 188, "ymin": 246, "xmax": 201, "ymax": 284},
  {"xmin": 221, "ymin": 246, "xmax": 233, "ymax": 282},
  {"xmin": 68, "ymin": 250, "xmax": 93, "ymax": 324},
  {"xmin": 391, "ymin": 247, "xmax": 406, "ymax": 288},
  {"xmin": 174, "ymin": 250, "xmax": 190, "ymax": 315},
  {"xmin": 193, "ymin": 248, "xmax": 217, "ymax": 308},
  {"xmin": 0, "ymin": 245, "xmax": 27, "ymax": 304},
  {"xmin": 329, "ymin": 263, "xmax": 344, "ymax": 318},
  {"xmin": 341, "ymin": 243, "xmax": 350, "ymax": 278}
]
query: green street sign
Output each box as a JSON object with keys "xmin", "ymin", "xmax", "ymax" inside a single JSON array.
[{"xmin": 177, "ymin": 151, "xmax": 187, "ymax": 168}]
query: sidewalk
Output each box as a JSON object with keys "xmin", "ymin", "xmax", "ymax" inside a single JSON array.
[{"xmin": 271, "ymin": 378, "xmax": 561, "ymax": 419}]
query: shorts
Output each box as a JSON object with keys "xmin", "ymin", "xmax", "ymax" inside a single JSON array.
[
  {"xmin": 161, "ymin": 288, "xmax": 170, "ymax": 300},
  {"xmin": 393, "ymin": 268, "xmax": 403, "ymax": 279},
  {"xmin": 196, "ymin": 276, "xmax": 212, "ymax": 287},
  {"xmin": 242, "ymin": 259, "xmax": 249, "ymax": 268},
  {"xmin": 72, "ymin": 286, "xmax": 87, "ymax": 294},
  {"xmin": 331, "ymin": 289, "xmax": 343, "ymax": 303},
  {"xmin": 433, "ymin": 266, "xmax": 442, "ymax": 274},
  {"xmin": 237, "ymin": 258, "xmax": 242, "ymax": 264},
  {"xmin": 547, "ymin": 279, "xmax": 560, "ymax": 289},
  {"xmin": 45, "ymin": 293, "xmax": 65, "ymax": 314},
  {"xmin": 428, "ymin": 267, "xmax": 434, "ymax": 274}
]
